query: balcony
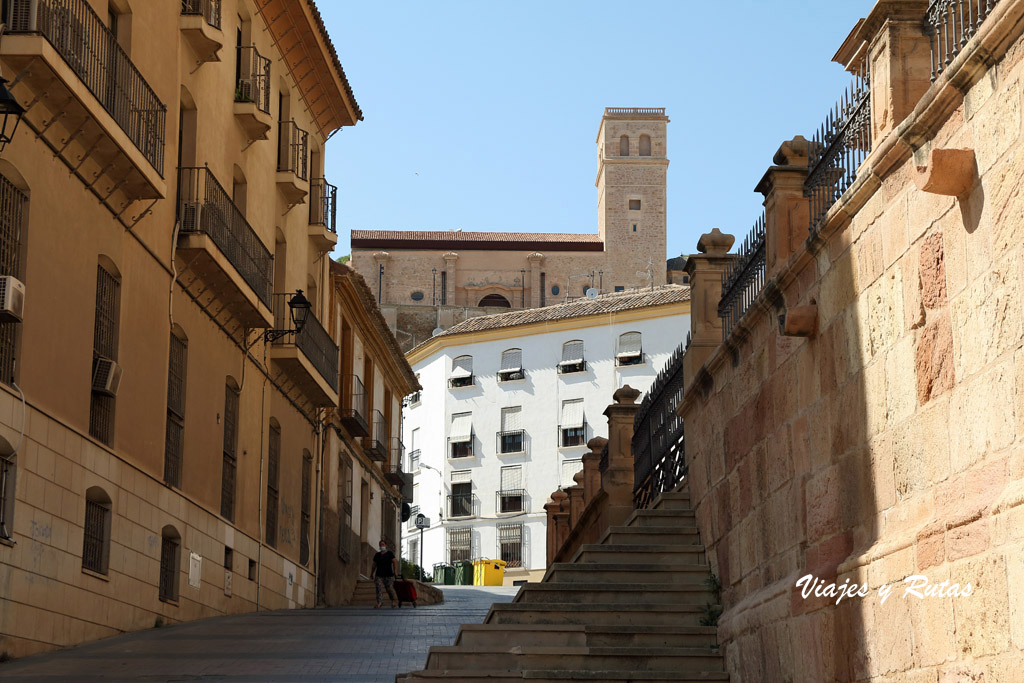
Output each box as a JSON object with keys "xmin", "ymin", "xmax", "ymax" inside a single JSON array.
[
  {"xmin": 557, "ymin": 360, "xmax": 587, "ymax": 375},
  {"xmin": 496, "ymin": 429, "xmax": 525, "ymax": 455},
  {"xmin": 176, "ymin": 167, "xmax": 273, "ymax": 328},
  {"xmin": 496, "ymin": 489, "xmax": 526, "ymax": 514},
  {"xmin": 339, "ymin": 374, "xmax": 369, "ymax": 437},
  {"xmin": 448, "ymin": 493, "xmax": 474, "ymax": 519},
  {"xmin": 386, "ymin": 438, "xmax": 405, "ymax": 485},
  {"xmin": 234, "ymin": 45, "xmax": 271, "ymax": 145},
  {"xmin": 180, "ymin": 0, "xmax": 223, "ymax": 65},
  {"xmin": 308, "ymin": 178, "xmax": 338, "ymax": 251},
  {"xmin": 364, "ymin": 410, "xmax": 388, "ymax": 462},
  {"xmin": 276, "ymin": 119, "xmax": 308, "ymax": 205},
  {"xmin": 269, "ymin": 293, "xmax": 339, "ymax": 406},
  {"xmin": 408, "ymin": 449, "xmax": 421, "ymax": 472},
  {"xmin": 2, "ymin": 0, "xmax": 167, "ymax": 215}
]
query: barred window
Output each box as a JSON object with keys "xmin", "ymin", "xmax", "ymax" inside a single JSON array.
[
  {"xmin": 0, "ymin": 173, "xmax": 27, "ymax": 386},
  {"xmin": 89, "ymin": 264, "xmax": 120, "ymax": 445},
  {"xmin": 300, "ymin": 450, "xmax": 312, "ymax": 566},
  {"xmin": 164, "ymin": 331, "xmax": 187, "ymax": 487},
  {"xmin": 221, "ymin": 381, "xmax": 239, "ymax": 521},
  {"xmin": 159, "ymin": 526, "xmax": 180, "ymax": 602},
  {"xmin": 266, "ymin": 421, "xmax": 280, "ymax": 547},
  {"xmin": 497, "ymin": 523, "xmax": 523, "ymax": 568},
  {"xmin": 447, "ymin": 526, "xmax": 471, "ymax": 564},
  {"xmin": 81, "ymin": 487, "xmax": 111, "ymax": 575}
]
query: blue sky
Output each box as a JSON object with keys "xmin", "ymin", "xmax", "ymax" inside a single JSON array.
[{"xmin": 319, "ymin": 1, "xmax": 873, "ymax": 261}]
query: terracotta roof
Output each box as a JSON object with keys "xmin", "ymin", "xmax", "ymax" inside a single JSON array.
[
  {"xmin": 351, "ymin": 230, "xmax": 604, "ymax": 252},
  {"xmin": 425, "ymin": 285, "xmax": 691, "ymax": 341},
  {"xmin": 307, "ymin": 0, "xmax": 363, "ymax": 122}
]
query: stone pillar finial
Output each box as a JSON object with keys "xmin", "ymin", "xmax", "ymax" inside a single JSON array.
[
  {"xmin": 613, "ymin": 385, "xmax": 641, "ymax": 405},
  {"xmin": 756, "ymin": 137, "xmax": 812, "ymax": 279},
  {"xmin": 684, "ymin": 231, "xmax": 736, "ymax": 384},
  {"xmin": 696, "ymin": 228, "xmax": 735, "ymax": 256}
]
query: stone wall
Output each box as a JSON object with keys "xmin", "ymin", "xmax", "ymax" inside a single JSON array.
[{"xmin": 678, "ymin": 2, "xmax": 1024, "ymax": 680}]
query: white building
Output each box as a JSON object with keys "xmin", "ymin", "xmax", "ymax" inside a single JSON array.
[{"xmin": 401, "ymin": 286, "xmax": 691, "ymax": 584}]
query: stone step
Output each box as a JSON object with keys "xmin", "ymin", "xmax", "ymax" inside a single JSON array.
[
  {"xmin": 425, "ymin": 646, "xmax": 725, "ymax": 674},
  {"xmin": 486, "ymin": 602, "xmax": 715, "ymax": 627},
  {"xmin": 650, "ymin": 492, "xmax": 692, "ymax": 512},
  {"xmin": 573, "ymin": 544, "xmax": 707, "ymax": 565},
  {"xmin": 625, "ymin": 508, "xmax": 696, "ymax": 527},
  {"xmin": 514, "ymin": 583, "xmax": 714, "ymax": 606},
  {"xmin": 455, "ymin": 624, "xmax": 719, "ymax": 650},
  {"xmin": 600, "ymin": 526, "xmax": 701, "ymax": 546},
  {"xmin": 545, "ymin": 562, "xmax": 711, "ymax": 585},
  {"xmin": 399, "ymin": 671, "xmax": 728, "ymax": 683}
]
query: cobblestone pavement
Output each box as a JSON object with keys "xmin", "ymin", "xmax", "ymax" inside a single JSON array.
[{"xmin": 0, "ymin": 585, "xmax": 520, "ymax": 682}]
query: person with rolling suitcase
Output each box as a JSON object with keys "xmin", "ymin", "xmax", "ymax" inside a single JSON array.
[{"xmin": 394, "ymin": 577, "xmax": 418, "ymax": 608}]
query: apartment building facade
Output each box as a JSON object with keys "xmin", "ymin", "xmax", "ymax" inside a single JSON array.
[
  {"xmin": 402, "ymin": 286, "xmax": 690, "ymax": 583},
  {"xmin": 0, "ymin": 0, "xmax": 379, "ymax": 658}
]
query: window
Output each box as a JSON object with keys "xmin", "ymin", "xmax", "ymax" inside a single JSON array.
[
  {"xmin": 0, "ymin": 451, "xmax": 14, "ymax": 541},
  {"xmin": 407, "ymin": 504, "xmax": 420, "ymax": 531},
  {"xmin": 0, "ymin": 172, "xmax": 27, "ymax": 386},
  {"xmin": 619, "ymin": 135, "xmax": 629, "ymax": 156},
  {"xmin": 89, "ymin": 264, "xmax": 120, "ymax": 445},
  {"xmin": 247, "ymin": 558, "xmax": 256, "ymax": 581},
  {"xmin": 266, "ymin": 421, "xmax": 280, "ymax": 547},
  {"xmin": 639, "ymin": 134, "xmax": 651, "ymax": 156},
  {"xmin": 540, "ymin": 273, "xmax": 546, "ymax": 306},
  {"xmin": 224, "ymin": 547, "xmax": 233, "ymax": 570},
  {"xmin": 409, "ymin": 537, "xmax": 419, "ymax": 569},
  {"xmin": 449, "ymin": 412, "xmax": 473, "ymax": 458},
  {"xmin": 300, "ymin": 450, "xmax": 312, "ymax": 566},
  {"xmin": 498, "ymin": 466, "xmax": 524, "ymax": 513},
  {"xmin": 497, "ymin": 523, "xmax": 523, "ymax": 568},
  {"xmin": 498, "ymin": 407, "xmax": 524, "ymax": 454},
  {"xmin": 164, "ymin": 331, "xmax": 187, "ymax": 487},
  {"xmin": 498, "ymin": 348, "xmax": 524, "ymax": 382},
  {"xmin": 558, "ymin": 340, "xmax": 586, "ymax": 374},
  {"xmin": 338, "ymin": 453, "xmax": 353, "ymax": 562},
  {"xmin": 559, "ymin": 399, "xmax": 586, "ymax": 447},
  {"xmin": 159, "ymin": 526, "xmax": 181, "ymax": 602},
  {"xmin": 561, "ymin": 459, "xmax": 584, "ymax": 486},
  {"xmin": 629, "ymin": 199, "xmax": 641, "ymax": 210},
  {"xmin": 447, "ymin": 526, "xmax": 471, "ymax": 563},
  {"xmin": 221, "ymin": 381, "xmax": 240, "ymax": 521},
  {"xmin": 411, "ymin": 291, "xmax": 424, "ymax": 302},
  {"xmin": 449, "ymin": 470, "xmax": 472, "ymax": 517},
  {"xmin": 449, "ymin": 355, "xmax": 474, "ymax": 388},
  {"xmin": 81, "ymin": 487, "xmax": 111, "ymax": 575},
  {"xmin": 632, "ymin": 224, "xmax": 638, "ymax": 232},
  {"xmin": 440, "ymin": 271, "xmax": 447, "ymax": 305},
  {"xmin": 551, "ymin": 284, "xmax": 559, "ymax": 296},
  {"xmin": 616, "ymin": 331, "xmax": 644, "ymax": 366},
  {"xmin": 614, "ymin": 286, "xmax": 625, "ymax": 292}
]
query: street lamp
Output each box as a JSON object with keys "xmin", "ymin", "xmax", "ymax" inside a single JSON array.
[
  {"xmin": 264, "ymin": 289, "xmax": 311, "ymax": 342},
  {"xmin": 0, "ymin": 77, "xmax": 24, "ymax": 154}
]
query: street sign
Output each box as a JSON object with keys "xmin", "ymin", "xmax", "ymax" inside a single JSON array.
[{"xmin": 415, "ymin": 513, "xmax": 429, "ymax": 529}]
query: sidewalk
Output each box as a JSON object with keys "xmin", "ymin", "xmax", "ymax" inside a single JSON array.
[{"xmin": 0, "ymin": 585, "xmax": 519, "ymax": 682}]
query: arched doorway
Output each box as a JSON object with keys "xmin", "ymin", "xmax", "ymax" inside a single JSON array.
[{"xmin": 479, "ymin": 294, "xmax": 511, "ymax": 308}]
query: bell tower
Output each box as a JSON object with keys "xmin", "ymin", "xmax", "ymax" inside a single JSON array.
[{"xmin": 596, "ymin": 108, "xmax": 669, "ymax": 289}]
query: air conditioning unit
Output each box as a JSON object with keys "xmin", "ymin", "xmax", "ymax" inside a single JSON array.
[
  {"xmin": 179, "ymin": 202, "xmax": 203, "ymax": 233},
  {"xmin": 92, "ymin": 357, "xmax": 123, "ymax": 397},
  {"xmin": 0, "ymin": 275, "xmax": 25, "ymax": 322}
]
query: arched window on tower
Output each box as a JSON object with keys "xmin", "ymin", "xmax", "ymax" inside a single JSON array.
[
  {"xmin": 639, "ymin": 134, "xmax": 651, "ymax": 156},
  {"xmin": 619, "ymin": 135, "xmax": 629, "ymax": 156}
]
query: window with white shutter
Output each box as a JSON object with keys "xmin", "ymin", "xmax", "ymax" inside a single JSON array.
[
  {"xmin": 561, "ymin": 458, "xmax": 584, "ymax": 486},
  {"xmin": 558, "ymin": 340, "xmax": 586, "ymax": 374},
  {"xmin": 498, "ymin": 466, "xmax": 524, "ymax": 513},
  {"xmin": 616, "ymin": 331, "xmax": 644, "ymax": 366},
  {"xmin": 449, "ymin": 355, "xmax": 474, "ymax": 387},
  {"xmin": 449, "ymin": 412, "xmax": 474, "ymax": 458},
  {"xmin": 559, "ymin": 399, "xmax": 586, "ymax": 447},
  {"xmin": 498, "ymin": 348, "xmax": 524, "ymax": 381},
  {"xmin": 498, "ymin": 406, "xmax": 524, "ymax": 454}
]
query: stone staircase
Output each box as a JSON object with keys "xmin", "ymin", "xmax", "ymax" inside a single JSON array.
[
  {"xmin": 351, "ymin": 577, "xmax": 444, "ymax": 607},
  {"xmin": 396, "ymin": 488, "xmax": 727, "ymax": 682}
]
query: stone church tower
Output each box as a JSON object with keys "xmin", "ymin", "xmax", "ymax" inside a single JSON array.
[{"xmin": 595, "ymin": 108, "xmax": 669, "ymax": 281}]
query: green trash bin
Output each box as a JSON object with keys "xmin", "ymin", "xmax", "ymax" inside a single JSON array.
[
  {"xmin": 433, "ymin": 564, "xmax": 456, "ymax": 585},
  {"xmin": 459, "ymin": 560, "xmax": 474, "ymax": 585}
]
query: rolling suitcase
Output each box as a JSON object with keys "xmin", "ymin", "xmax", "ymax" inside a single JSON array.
[{"xmin": 394, "ymin": 579, "xmax": 418, "ymax": 608}]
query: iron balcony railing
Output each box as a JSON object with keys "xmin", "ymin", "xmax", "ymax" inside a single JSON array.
[
  {"xmin": 558, "ymin": 422, "xmax": 587, "ymax": 448},
  {"xmin": 496, "ymin": 429, "xmax": 525, "ymax": 454},
  {"xmin": 632, "ymin": 340, "xmax": 687, "ymax": 509},
  {"xmin": 177, "ymin": 166, "xmax": 273, "ymax": 306},
  {"xmin": 8, "ymin": 0, "xmax": 167, "ymax": 173},
  {"xmin": 448, "ymin": 493, "xmax": 473, "ymax": 518},
  {"xmin": 496, "ymin": 489, "xmax": 526, "ymax": 514},
  {"xmin": 718, "ymin": 212, "xmax": 766, "ymax": 340},
  {"xmin": 927, "ymin": 0, "xmax": 1001, "ymax": 81},
  {"xmin": 339, "ymin": 374, "xmax": 368, "ymax": 435},
  {"xmin": 366, "ymin": 410, "xmax": 388, "ymax": 461},
  {"xmin": 408, "ymin": 449, "xmax": 421, "ymax": 471},
  {"xmin": 278, "ymin": 120, "xmax": 309, "ymax": 180},
  {"xmin": 270, "ymin": 293, "xmax": 338, "ymax": 390},
  {"xmin": 235, "ymin": 45, "xmax": 270, "ymax": 114},
  {"xmin": 181, "ymin": 0, "xmax": 221, "ymax": 30},
  {"xmin": 309, "ymin": 178, "xmax": 338, "ymax": 232},
  {"xmin": 407, "ymin": 504, "xmax": 420, "ymax": 530},
  {"xmin": 390, "ymin": 438, "xmax": 405, "ymax": 468},
  {"xmin": 804, "ymin": 66, "xmax": 872, "ymax": 236}
]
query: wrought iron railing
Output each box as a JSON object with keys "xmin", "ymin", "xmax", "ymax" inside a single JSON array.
[
  {"xmin": 927, "ymin": 0, "xmax": 1001, "ymax": 80},
  {"xmin": 235, "ymin": 45, "xmax": 270, "ymax": 114},
  {"xmin": 496, "ymin": 489, "xmax": 526, "ymax": 514},
  {"xmin": 177, "ymin": 166, "xmax": 273, "ymax": 306},
  {"xmin": 448, "ymin": 493, "xmax": 473, "ymax": 518},
  {"xmin": 718, "ymin": 212, "xmax": 766, "ymax": 340},
  {"xmin": 632, "ymin": 340, "xmax": 687, "ymax": 509},
  {"xmin": 496, "ymin": 429, "xmax": 525, "ymax": 454},
  {"xmin": 270, "ymin": 293, "xmax": 338, "ymax": 391},
  {"xmin": 804, "ymin": 67, "xmax": 871, "ymax": 235},
  {"xmin": 390, "ymin": 438, "xmax": 405, "ymax": 469},
  {"xmin": 340, "ymin": 374, "xmax": 368, "ymax": 434},
  {"xmin": 309, "ymin": 178, "xmax": 338, "ymax": 232},
  {"xmin": 8, "ymin": 0, "xmax": 167, "ymax": 173},
  {"xmin": 181, "ymin": 0, "xmax": 221, "ymax": 29},
  {"xmin": 278, "ymin": 120, "xmax": 309, "ymax": 180},
  {"xmin": 408, "ymin": 449, "xmax": 421, "ymax": 471},
  {"xmin": 366, "ymin": 410, "xmax": 388, "ymax": 461}
]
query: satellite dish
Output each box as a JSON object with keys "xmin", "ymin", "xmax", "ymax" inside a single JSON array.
[
  {"xmin": 585, "ymin": 288, "xmax": 599, "ymax": 299},
  {"xmin": 432, "ymin": 327, "xmax": 444, "ymax": 336}
]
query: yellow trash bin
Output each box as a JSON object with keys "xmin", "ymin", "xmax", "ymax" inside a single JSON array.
[{"xmin": 473, "ymin": 559, "xmax": 507, "ymax": 586}]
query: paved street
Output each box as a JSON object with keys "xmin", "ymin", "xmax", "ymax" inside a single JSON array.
[{"xmin": 0, "ymin": 586, "xmax": 519, "ymax": 682}]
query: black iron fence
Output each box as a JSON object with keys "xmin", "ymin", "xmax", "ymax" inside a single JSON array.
[
  {"xmin": 235, "ymin": 45, "xmax": 270, "ymax": 114},
  {"xmin": 309, "ymin": 178, "xmax": 338, "ymax": 232},
  {"xmin": 278, "ymin": 120, "xmax": 309, "ymax": 180},
  {"xmin": 366, "ymin": 410, "xmax": 388, "ymax": 461},
  {"xmin": 181, "ymin": 0, "xmax": 221, "ymax": 29},
  {"xmin": 718, "ymin": 212, "xmax": 766, "ymax": 340},
  {"xmin": 496, "ymin": 429, "xmax": 525, "ymax": 454},
  {"xmin": 496, "ymin": 489, "xmax": 526, "ymax": 514},
  {"xmin": 927, "ymin": 0, "xmax": 1001, "ymax": 81},
  {"xmin": 177, "ymin": 167, "xmax": 273, "ymax": 306},
  {"xmin": 340, "ymin": 374, "xmax": 368, "ymax": 435},
  {"xmin": 804, "ymin": 67, "xmax": 872, "ymax": 235},
  {"xmin": 270, "ymin": 293, "xmax": 338, "ymax": 391},
  {"xmin": 8, "ymin": 0, "xmax": 167, "ymax": 173},
  {"xmin": 448, "ymin": 493, "xmax": 473, "ymax": 518},
  {"xmin": 632, "ymin": 340, "xmax": 687, "ymax": 509}
]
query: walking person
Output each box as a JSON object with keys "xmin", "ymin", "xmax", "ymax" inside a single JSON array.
[{"xmin": 371, "ymin": 539, "xmax": 399, "ymax": 608}]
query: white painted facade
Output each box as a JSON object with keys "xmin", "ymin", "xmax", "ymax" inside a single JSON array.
[{"xmin": 400, "ymin": 301, "xmax": 689, "ymax": 584}]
